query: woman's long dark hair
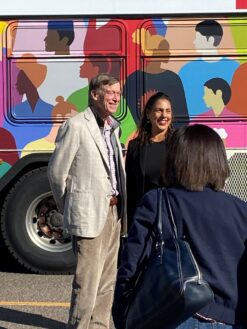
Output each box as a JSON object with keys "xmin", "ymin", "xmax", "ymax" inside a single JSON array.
[{"xmin": 137, "ymin": 92, "xmax": 173, "ymax": 145}]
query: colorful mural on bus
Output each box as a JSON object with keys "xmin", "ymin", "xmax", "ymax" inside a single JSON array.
[
  {"xmin": 2, "ymin": 15, "xmax": 247, "ymax": 273},
  {"xmin": 1, "ymin": 17, "xmax": 247, "ymax": 182}
]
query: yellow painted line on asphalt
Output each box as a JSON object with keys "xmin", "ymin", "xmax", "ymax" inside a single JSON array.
[{"xmin": 0, "ymin": 301, "xmax": 70, "ymax": 307}]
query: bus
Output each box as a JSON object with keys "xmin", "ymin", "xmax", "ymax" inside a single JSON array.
[{"xmin": 1, "ymin": 0, "xmax": 247, "ymax": 274}]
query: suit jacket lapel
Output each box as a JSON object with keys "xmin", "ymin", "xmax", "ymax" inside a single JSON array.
[{"xmin": 84, "ymin": 108, "xmax": 110, "ymax": 169}]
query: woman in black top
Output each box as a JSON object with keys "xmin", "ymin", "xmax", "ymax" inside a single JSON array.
[{"xmin": 126, "ymin": 92, "xmax": 173, "ymax": 227}]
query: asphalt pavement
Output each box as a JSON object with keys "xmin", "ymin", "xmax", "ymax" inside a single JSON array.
[
  {"xmin": 0, "ymin": 247, "xmax": 72, "ymax": 329},
  {"xmin": 0, "ymin": 247, "xmax": 116, "ymax": 329}
]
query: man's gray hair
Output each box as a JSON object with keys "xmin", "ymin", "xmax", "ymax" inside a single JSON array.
[{"xmin": 88, "ymin": 73, "xmax": 119, "ymax": 105}]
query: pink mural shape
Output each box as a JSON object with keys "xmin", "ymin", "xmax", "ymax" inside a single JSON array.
[{"xmin": 197, "ymin": 109, "xmax": 246, "ymax": 148}]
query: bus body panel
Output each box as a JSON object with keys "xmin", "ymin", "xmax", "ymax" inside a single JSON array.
[{"xmin": 1, "ymin": 14, "xmax": 247, "ymax": 272}]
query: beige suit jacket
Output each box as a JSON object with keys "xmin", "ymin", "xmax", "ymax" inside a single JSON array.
[{"xmin": 47, "ymin": 107, "xmax": 127, "ymax": 238}]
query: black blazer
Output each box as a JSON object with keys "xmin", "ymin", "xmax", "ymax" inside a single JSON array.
[
  {"xmin": 125, "ymin": 138, "xmax": 167, "ymax": 227},
  {"xmin": 126, "ymin": 139, "xmax": 145, "ymax": 225}
]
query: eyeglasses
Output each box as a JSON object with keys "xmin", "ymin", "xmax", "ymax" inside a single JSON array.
[{"xmin": 103, "ymin": 89, "xmax": 122, "ymax": 97}]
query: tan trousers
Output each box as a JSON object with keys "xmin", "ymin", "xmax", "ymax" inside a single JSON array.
[{"xmin": 67, "ymin": 205, "xmax": 121, "ymax": 329}]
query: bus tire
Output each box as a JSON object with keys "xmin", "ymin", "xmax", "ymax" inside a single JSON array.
[{"xmin": 1, "ymin": 167, "xmax": 76, "ymax": 274}]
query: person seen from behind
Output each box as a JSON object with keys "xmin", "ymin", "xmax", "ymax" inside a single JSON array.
[
  {"xmin": 125, "ymin": 92, "xmax": 173, "ymax": 228},
  {"xmin": 113, "ymin": 124, "xmax": 247, "ymax": 329},
  {"xmin": 48, "ymin": 73, "xmax": 127, "ymax": 329}
]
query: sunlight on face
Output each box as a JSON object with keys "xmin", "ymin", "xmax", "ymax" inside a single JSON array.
[
  {"xmin": 148, "ymin": 98, "xmax": 172, "ymax": 136},
  {"xmin": 93, "ymin": 82, "xmax": 121, "ymax": 119}
]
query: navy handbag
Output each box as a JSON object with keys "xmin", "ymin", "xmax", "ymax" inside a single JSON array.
[{"xmin": 126, "ymin": 188, "xmax": 214, "ymax": 329}]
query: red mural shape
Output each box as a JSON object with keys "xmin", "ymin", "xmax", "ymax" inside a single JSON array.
[
  {"xmin": 0, "ymin": 128, "xmax": 19, "ymax": 165},
  {"xmin": 83, "ymin": 19, "xmax": 145, "ymax": 76},
  {"xmin": 83, "ymin": 19, "xmax": 121, "ymax": 55},
  {"xmin": 236, "ymin": 0, "xmax": 247, "ymax": 8}
]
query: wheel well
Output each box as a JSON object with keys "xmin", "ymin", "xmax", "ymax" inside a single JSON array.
[
  {"xmin": 1, "ymin": 162, "xmax": 48, "ymax": 201},
  {"xmin": 0, "ymin": 153, "xmax": 51, "ymax": 206}
]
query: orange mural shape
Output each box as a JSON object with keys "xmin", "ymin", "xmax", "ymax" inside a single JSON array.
[
  {"xmin": 228, "ymin": 62, "xmax": 247, "ymax": 116},
  {"xmin": 16, "ymin": 53, "xmax": 47, "ymax": 88}
]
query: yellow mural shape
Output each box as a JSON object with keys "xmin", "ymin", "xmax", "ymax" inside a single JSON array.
[{"xmin": 0, "ymin": 21, "xmax": 8, "ymax": 60}]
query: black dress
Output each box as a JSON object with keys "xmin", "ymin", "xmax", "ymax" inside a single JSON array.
[{"xmin": 125, "ymin": 137, "xmax": 168, "ymax": 228}]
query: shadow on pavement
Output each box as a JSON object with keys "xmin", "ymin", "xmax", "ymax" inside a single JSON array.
[
  {"xmin": 0, "ymin": 247, "xmax": 30, "ymax": 274},
  {"xmin": 0, "ymin": 307, "xmax": 66, "ymax": 329}
]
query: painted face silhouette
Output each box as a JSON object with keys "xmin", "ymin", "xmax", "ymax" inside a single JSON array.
[
  {"xmin": 193, "ymin": 31, "xmax": 213, "ymax": 53},
  {"xmin": 80, "ymin": 61, "xmax": 99, "ymax": 80},
  {"xmin": 44, "ymin": 29, "xmax": 61, "ymax": 52},
  {"xmin": 16, "ymin": 70, "xmax": 34, "ymax": 95}
]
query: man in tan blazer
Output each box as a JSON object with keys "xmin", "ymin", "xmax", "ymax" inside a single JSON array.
[{"xmin": 48, "ymin": 73, "xmax": 127, "ymax": 329}]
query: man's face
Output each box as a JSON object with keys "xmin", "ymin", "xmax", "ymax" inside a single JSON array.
[{"xmin": 92, "ymin": 82, "xmax": 121, "ymax": 118}]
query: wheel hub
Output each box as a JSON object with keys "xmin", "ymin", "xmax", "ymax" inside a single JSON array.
[
  {"xmin": 25, "ymin": 192, "xmax": 72, "ymax": 253},
  {"xmin": 38, "ymin": 210, "xmax": 66, "ymax": 239},
  {"xmin": 37, "ymin": 203, "xmax": 70, "ymax": 241}
]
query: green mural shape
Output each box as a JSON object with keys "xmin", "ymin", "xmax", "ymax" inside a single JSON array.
[
  {"xmin": 229, "ymin": 17, "xmax": 247, "ymax": 63},
  {"xmin": 67, "ymin": 86, "xmax": 89, "ymax": 113},
  {"xmin": 0, "ymin": 162, "xmax": 11, "ymax": 178}
]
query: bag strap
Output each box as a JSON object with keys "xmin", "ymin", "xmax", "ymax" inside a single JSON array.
[
  {"xmin": 156, "ymin": 188, "xmax": 164, "ymax": 243},
  {"xmin": 157, "ymin": 188, "xmax": 178, "ymax": 241},
  {"xmin": 163, "ymin": 188, "xmax": 178, "ymax": 238}
]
